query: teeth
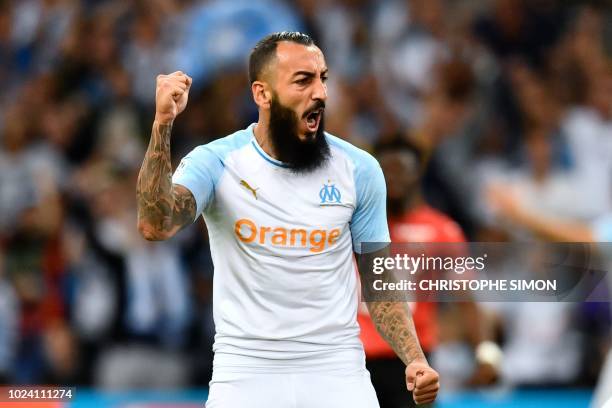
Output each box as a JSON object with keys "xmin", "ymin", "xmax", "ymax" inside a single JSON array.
[
  {"xmin": 305, "ymin": 109, "xmax": 322, "ymax": 128},
  {"xmin": 307, "ymin": 109, "xmax": 321, "ymax": 118},
  {"xmin": 306, "ymin": 113, "xmax": 317, "ymax": 127}
]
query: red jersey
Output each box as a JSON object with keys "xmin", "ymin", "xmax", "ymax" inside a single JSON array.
[{"xmin": 358, "ymin": 204, "xmax": 465, "ymax": 358}]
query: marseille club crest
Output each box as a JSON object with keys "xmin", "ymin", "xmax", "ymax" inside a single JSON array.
[{"xmin": 319, "ymin": 181, "xmax": 341, "ymax": 205}]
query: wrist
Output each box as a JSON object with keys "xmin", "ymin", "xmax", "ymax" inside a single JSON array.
[
  {"xmin": 407, "ymin": 357, "xmax": 429, "ymax": 367},
  {"xmin": 154, "ymin": 114, "xmax": 174, "ymax": 126}
]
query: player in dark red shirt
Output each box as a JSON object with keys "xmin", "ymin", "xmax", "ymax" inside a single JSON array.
[{"xmin": 358, "ymin": 137, "xmax": 497, "ymax": 407}]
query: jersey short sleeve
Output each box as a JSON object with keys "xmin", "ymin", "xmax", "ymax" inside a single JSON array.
[
  {"xmin": 172, "ymin": 145, "xmax": 223, "ymax": 220},
  {"xmin": 350, "ymin": 152, "xmax": 391, "ymax": 253},
  {"xmin": 171, "ymin": 128, "xmax": 253, "ymax": 220}
]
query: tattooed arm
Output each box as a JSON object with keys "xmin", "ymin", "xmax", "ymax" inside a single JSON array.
[
  {"xmin": 136, "ymin": 122, "xmax": 196, "ymax": 240},
  {"xmin": 366, "ymin": 300, "xmax": 427, "ymax": 366},
  {"xmin": 136, "ymin": 71, "xmax": 194, "ymax": 241},
  {"xmin": 357, "ymin": 248, "xmax": 439, "ymax": 405},
  {"xmin": 367, "ymin": 302, "xmax": 438, "ymax": 405}
]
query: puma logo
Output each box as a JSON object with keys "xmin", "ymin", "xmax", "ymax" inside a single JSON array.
[{"xmin": 240, "ymin": 179, "xmax": 259, "ymax": 199}]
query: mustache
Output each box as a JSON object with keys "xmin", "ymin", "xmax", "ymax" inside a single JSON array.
[
  {"xmin": 268, "ymin": 94, "xmax": 330, "ymax": 174},
  {"xmin": 302, "ymin": 100, "xmax": 326, "ymax": 118}
]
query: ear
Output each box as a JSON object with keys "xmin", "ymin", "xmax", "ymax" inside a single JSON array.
[{"xmin": 252, "ymin": 81, "xmax": 272, "ymax": 109}]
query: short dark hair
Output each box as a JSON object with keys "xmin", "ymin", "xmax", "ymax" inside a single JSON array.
[
  {"xmin": 374, "ymin": 135, "xmax": 426, "ymax": 171},
  {"xmin": 248, "ymin": 31, "xmax": 314, "ymax": 84}
]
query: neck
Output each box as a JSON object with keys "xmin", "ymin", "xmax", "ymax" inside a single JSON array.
[
  {"xmin": 403, "ymin": 193, "xmax": 423, "ymax": 213},
  {"xmin": 254, "ymin": 118, "xmax": 278, "ymax": 160},
  {"xmin": 389, "ymin": 193, "xmax": 422, "ymax": 217}
]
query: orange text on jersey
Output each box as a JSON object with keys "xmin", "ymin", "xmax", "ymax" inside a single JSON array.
[{"xmin": 234, "ymin": 218, "xmax": 341, "ymax": 253}]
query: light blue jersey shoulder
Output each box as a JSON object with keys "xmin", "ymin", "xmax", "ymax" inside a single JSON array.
[
  {"xmin": 326, "ymin": 134, "xmax": 391, "ymax": 253},
  {"xmin": 172, "ymin": 127, "xmax": 252, "ymax": 218}
]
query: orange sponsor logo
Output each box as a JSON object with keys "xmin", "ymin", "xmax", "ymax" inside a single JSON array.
[{"xmin": 234, "ymin": 218, "xmax": 341, "ymax": 253}]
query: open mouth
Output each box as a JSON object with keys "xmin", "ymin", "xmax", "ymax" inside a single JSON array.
[{"xmin": 304, "ymin": 108, "xmax": 323, "ymax": 132}]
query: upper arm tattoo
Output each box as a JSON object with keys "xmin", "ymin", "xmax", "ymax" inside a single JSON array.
[
  {"xmin": 171, "ymin": 184, "xmax": 197, "ymax": 228},
  {"xmin": 136, "ymin": 122, "xmax": 196, "ymax": 238}
]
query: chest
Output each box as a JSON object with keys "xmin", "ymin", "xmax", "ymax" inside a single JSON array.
[{"xmin": 213, "ymin": 156, "xmax": 356, "ymax": 230}]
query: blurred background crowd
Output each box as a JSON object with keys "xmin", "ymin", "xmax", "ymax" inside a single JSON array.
[{"xmin": 0, "ymin": 0, "xmax": 610, "ymax": 405}]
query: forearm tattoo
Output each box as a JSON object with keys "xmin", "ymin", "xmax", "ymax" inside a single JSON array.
[
  {"xmin": 366, "ymin": 301, "xmax": 427, "ymax": 366},
  {"xmin": 136, "ymin": 122, "xmax": 196, "ymax": 239}
]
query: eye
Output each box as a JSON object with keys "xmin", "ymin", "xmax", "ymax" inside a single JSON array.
[
  {"xmin": 295, "ymin": 77, "xmax": 310, "ymax": 85},
  {"xmin": 321, "ymin": 75, "xmax": 328, "ymax": 83}
]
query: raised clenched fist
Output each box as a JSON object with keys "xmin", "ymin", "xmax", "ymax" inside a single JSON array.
[
  {"xmin": 155, "ymin": 71, "xmax": 192, "ymax": 124},
  {"xmin": 406, "ymin": 361, "xmax": 439, "ymax": 405}
]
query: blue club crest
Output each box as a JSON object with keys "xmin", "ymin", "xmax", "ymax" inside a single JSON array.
[{"xmin": 319, "ymin": 182, "xmax": 341, "ymax": 204}]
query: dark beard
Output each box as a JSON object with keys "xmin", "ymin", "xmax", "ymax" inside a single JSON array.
[{"xmin": 268, "ymin": 95, "xmax": 330, "ymax": 174}]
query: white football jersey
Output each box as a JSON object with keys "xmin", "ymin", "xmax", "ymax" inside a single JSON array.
[{"xmin": 173, "ymin": 123, "xmax": 390, "ymax": 374}]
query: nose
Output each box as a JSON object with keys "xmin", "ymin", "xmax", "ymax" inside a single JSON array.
[{"xmin": 311, "ymin": 77, "xmax": 327, "ymax": 103}]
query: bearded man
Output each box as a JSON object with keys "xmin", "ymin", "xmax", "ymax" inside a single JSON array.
[{"xmin": 136, "ymin": 31, "xmax": 439, "ymax": 408}]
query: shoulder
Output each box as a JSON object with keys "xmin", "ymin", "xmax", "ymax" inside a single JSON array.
[
  {"xmin": 187, "ymin": 124, "xmax": 253, "ymax": 161},
  {"xmin": 418, "ymin": 206, "xmax": 466, "ymax": 241},
  {"xmin": 325, "ymin": 133, "xmax": 385, "ymax": 206},
  {"xmin": 325, "ymin": 132, "xmax": 381, "ymax": 175}
]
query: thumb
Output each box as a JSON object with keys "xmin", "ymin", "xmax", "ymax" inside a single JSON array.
[
  {"xmin": 406, "ymin": 366, "xmax": 424, "ymax": 392},
  {"xmin": 407, "ymin": 377, "xmax": 415, "ymax": 392},
  {"xmin": 172, "ymin": 88, "xmax": 184, "ymax": 100},
  {"xmin": 406, "ymin": 370, "xmax": 416, "ymax": 391}
]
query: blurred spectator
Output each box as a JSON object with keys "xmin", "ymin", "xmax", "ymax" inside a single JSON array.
[
  {"xmin": 0, "ymin": 250, "xmax": 18, "ymax": 383},
  {"xmin": 487, "ymin": 300, "xmax": 583, "ymax": 387},
  {"xmin": 0, "ymin": 103, "xmax": 66, "ymax": 235},
  {"xmin": 372, "ymin": 0, "xmax": 451, "ymax": 126},
  {"xmin": 123, "ymin": 5, "xmax": 176, "ymax": 104},
  {"xmin": 359, "ymin": 136, "xmax": 497, "ymax": 407},
  {"xmin": 486, "ymin": 189, "xmax": 612, "ymax": 395},
  {"xmin": 473, "ymin": 0, "xmax": 566, "ymax": 67},
  {"xmin": 415, "ymin": 55, "xmax": 480, "ymax": 238},
  {"xmin": 172, "ymin": 0, "xmax": 303, "ymax": 87}
]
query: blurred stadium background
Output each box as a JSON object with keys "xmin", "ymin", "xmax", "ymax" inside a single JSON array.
[{"xmin": 0, "ymin": 0, "xmax": 610, "ymax": 407}]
